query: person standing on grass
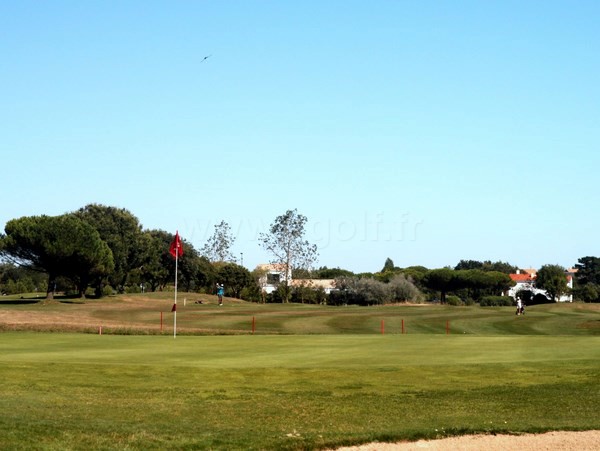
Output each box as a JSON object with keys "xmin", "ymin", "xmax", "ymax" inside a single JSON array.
[
  {"xmin": 516, "ymin": 298, "xmax": 523, "ymax": 315},
  {"xmin": 217, "ymin": 283, "xmax": 224, "ymax": 306}
]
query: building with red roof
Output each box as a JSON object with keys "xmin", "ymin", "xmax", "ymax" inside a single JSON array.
[{"xmin": 506, "ymin": 269, "xmax": 573, "ymax": 303}]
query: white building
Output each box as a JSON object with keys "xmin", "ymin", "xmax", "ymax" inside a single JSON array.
[
  {"xmin": 255, "ymin": 264, "xmax": 337, "ymax": 295},
  {"xmin": 508, "ymin": 268, "xmax": 573, "ymax": 303},
  {"xmin": 256, "ymin": 263, "xmax": 291, "ymax": 294}
]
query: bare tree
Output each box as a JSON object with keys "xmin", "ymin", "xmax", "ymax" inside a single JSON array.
[
  {"xmin": 259, "ymin": 209, "xmax": 318, "ymax": 302},
  {"xmin": 201, "ymin": 220, "xmax": 236, "ymax": 263}
]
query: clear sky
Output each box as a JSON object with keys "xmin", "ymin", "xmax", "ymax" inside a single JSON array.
[{"xmin": 2, "ymin": 1, "xmax": 599, "ymax": 273}]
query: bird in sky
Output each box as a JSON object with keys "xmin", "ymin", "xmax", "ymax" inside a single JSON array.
[{"xmin": 201, "ymin": 55, "xmax": 212, "ymax": 62}]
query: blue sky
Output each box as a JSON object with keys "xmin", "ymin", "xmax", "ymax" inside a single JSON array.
[{"xmin": 2, "ymin": 1, "xmax": 599, "ymax": 273}]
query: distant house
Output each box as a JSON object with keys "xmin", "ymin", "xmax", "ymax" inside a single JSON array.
[
  {"xmin": 256, "ymin": 264, "xmax": 290, "ymax": 294},
  {"xmin": 507, "ymin": 268, "xmax": 573, "ymax": 303},
  {"xmin": 255, "ymin": 264, "xmax": 337, "ymax": 295}
]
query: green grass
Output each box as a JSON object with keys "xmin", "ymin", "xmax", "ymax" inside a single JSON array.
[
  {"xmin": 2, "ymin": 293, "xmax": 599, "ymax": 336},
  {"xmin": 0, "ymin": 332, "xmax": 598, "ymax": 450},
  {"xmin": 0, "ymin": 297, "xmax": 598, "ymax": 449}
]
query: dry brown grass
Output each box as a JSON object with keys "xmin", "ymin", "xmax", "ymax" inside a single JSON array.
[{"xmin": 0, "ymin": 293, "xmax": 225, "ymax": 334}]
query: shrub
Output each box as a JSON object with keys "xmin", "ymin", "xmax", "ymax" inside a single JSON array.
[
  {"xmin": 240, "ymin": 285, "xmax": 262, "ymax": 303},
  {"xmin": 479, "ymin": 295, "xmax": 513, "ymax": 307},
  {"xmin": 291, "ymin": 285, "xmax": 317, "ymax": 304},
  {"xmin": 463, "ymin": 298, "xmax": 476, "ymax": 306},
  {"xmin": 445, "ymin": 295, "xmax": 464, "ymax": 306},
  {"xmin": 354, "ymin": 278, "xmax": 392, "ymax": 305},
  {"xmin": 574, "ymin": 284, "xmax": 600, "ymax": 303},
  {"xmin": 331, "ymin": 277, "xmax": 392, "ymax": 305},
  {"xmin": 102, "ymin": 285, "xmax": 115, "ymax": 297},
  {"xmin": 125, "ymin": 285, "xmax": 142, "ymax": 294},
  {"xmin": 1, "ymin": 279, "xmax": 36, "ymax": 295},
  {"xmin": 388, "ymin": 274, "xmax": 421, "ymax": 302}
]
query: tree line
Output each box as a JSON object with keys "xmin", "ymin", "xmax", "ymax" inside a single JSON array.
[
  {"xmin": 1, "ymin": 205, "xmax": 599, "ymax": 304},
  {"xmin": 0, "ymin": 205, "xmax": 250, "ymax": 299},
  {"xmin": 0, "ymin": 205, "xmax": 318, "ymax": 302}
]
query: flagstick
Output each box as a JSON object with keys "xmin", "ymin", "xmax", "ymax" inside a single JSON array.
[
  {"xmin": 169, "ymin": 231, "xmax": 182, "ymax": 339},
  {"xmin": 174, "ymin": 248, "xmax": 178, "ymax": 339}
]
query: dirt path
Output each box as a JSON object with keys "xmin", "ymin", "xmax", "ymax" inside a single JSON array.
[{"xmin": 336, "ymin": 430, "xmax": 600, "ymax": 450}]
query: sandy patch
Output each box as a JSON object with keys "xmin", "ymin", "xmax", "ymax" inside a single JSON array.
[{"xmin": 335, "ymin": 430, "xmax": 600, "ymax": 451}]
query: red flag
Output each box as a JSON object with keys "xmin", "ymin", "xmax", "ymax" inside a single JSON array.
[
  {"xmin": 171, "ymin": 303, "xmax": 177, "ymax": 312},
  {"xmin": 169, "ymin": 231, "xmax": 183, "ymax": 258}
]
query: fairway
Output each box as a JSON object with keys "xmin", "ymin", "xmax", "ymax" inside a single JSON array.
[
  {"xmin": 1, "ymin": 332, "xmax": 599, "ymax": 450},
  {"xmin": 2, "ymin": 294, "xmax": 599, "ymax": 336}
]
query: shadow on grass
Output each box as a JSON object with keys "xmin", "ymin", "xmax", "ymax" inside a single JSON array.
[
  {"xmin": 0, "ymin": 293, "xmax": 89, "ymax": 305},
  {"xmin": 0, "ymin": 299, "xmax": 41, "ymax": 305}
]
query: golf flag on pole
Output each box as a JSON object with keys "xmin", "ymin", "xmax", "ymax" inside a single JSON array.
[
  {"xmin": 170, "ymin": 231, "xmax": 183, "ymax": 338},
  {"xmin": 169, "ymin": 231, "xmax": 183, "ymax": 258}
]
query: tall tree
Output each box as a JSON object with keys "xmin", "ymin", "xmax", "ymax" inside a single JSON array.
[
  {"xmin": 135, "ymin": 230, "xmax": 170, "ymax": 292},
  {"xmin": 215, "ymin": 262, "xmax": 253, "ymax": 298},
  {"xmin": 461, "ymin": 270, "xmax": 514, "ymax": 300},
  {"xmin": 401, "ymin": 266, "xmax": 429, "ymax": 288},
  {"xmin": 313, "ymin": 266, "xmax": 355, "ymax": 279},
  {"xmin": 0, "ymin": 262, "xmax": 46, "ymax": 295},
  {"xmin": 574, "ymin": 256, "xmax": 600, "ymax": 286},
  {"xmin": 201, "ymin": 220, "xmax": 237, "ymax": 263},
  {"xmin": 535, "ymin": 264, "xmax": 569, "ymax": 302},
  {"xmin": 575, "ymin": 283, "xmax": 599, "ymax": 303},
  {"xmin": 483, "ymin": 261, "xmax": 518, "ymax": 274},
  {"xmin": 381, "ymin": 258, "xmax": 395, "ymax": 272},
  {"xmin": 176, "ymin": 243, "xmax": 210, "ymax": 292},
  {"xmin": 572, "ymin": 256, "xmax": 600, "ymax": 302},
  {"xmin": 259, "ymin": 209, "xmax": 318, "ymax": 302},
  {"xmin": 76, "ymin": 204, "xmax": 144, "ymax": 294},
  {"xmin": 422, "ymin": 268, "xmax": 454, "ymax": 303},
  {"xmin": 1, "ymin": 214, "xmax": 114, "ymax": 298},
  {"xmin": 454, "ymin": 260, "xmax": 483, "ymax": 270},
  {"xmin": 455, "ymin": 259, "xmax": 518, "ymax": 274},
  {"xmin": 138, "ymin": 229, "xmax": 202, "ymax": 292}
]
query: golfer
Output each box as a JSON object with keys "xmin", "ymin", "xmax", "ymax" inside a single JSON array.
[{"xmin": 217, "ymin": 284, "xmax": 224, "ymax": 306}]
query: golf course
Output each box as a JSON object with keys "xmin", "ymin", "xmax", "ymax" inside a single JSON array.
[{"xmin": 1, "ymin": 294, "xmax": 598, "ymax": 450}]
